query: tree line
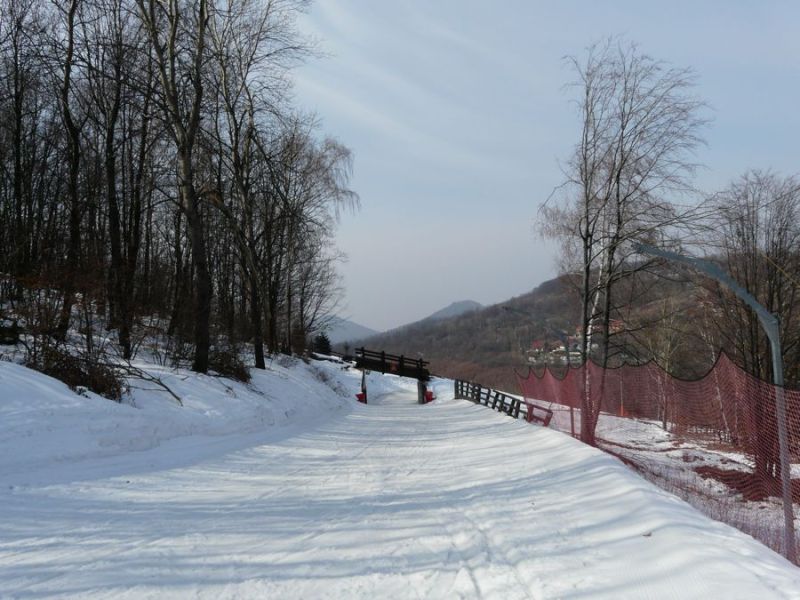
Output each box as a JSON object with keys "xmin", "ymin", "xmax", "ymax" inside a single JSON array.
[
  {"xmin": 542, "ymin": 38, "xmax": 800, "ymax": 446},
  {"xmin": 0, "ymin": 0, "xmax": 357, "ymax": 373}
]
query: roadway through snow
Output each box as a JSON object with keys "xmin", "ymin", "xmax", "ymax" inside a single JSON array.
[{"xmin": 2, "ymin": 375, "xmax": 800, "ymax": 598}]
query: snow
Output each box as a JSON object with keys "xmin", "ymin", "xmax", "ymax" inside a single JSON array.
[
  {"xmin": 0, "ymin": 358, "xmax": 347, "ymax": 484},
  {"xmin": 1, "ymin": 359, "xmax": 799, "ymax": 598},
  {"xmin": 542, "ymin": 402, "xmax": 799, "ymax": 557}
]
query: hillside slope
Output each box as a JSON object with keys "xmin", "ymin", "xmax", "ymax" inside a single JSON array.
[
  {"xmin": 345, "ymin": 268, "xmax": 710, "ymax": 392},
  {"xmin": 346, "ymin": 276, "xmax": 581, "ymax": 391}
]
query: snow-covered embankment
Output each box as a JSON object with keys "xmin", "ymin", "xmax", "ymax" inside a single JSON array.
[{"xmin": 1, "ymin": 359, "xmax": 799, "ymax": 598}]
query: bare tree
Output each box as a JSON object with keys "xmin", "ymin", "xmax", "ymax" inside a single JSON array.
[
  {"xmin": 0, "ymin": 0, "xmax": 358, "ymax": 383},
  {"xmin": 263, "ymin": 121, "xmax": 357, "ymax": 353},
  {"xmin": 542, "ymin": 38, "xmax": 708, "ymax": 444},
  {"xmin": 135, "ymin": 0, "xmax": 213, "ymax": 372},
  {"xmin": 0, "ymin": 0, "xmax": 65, "ymax": 306},
  {"xmin": 706, "ymin": 171, "xmax": 800, "ymax": 486},
  {"xmin": 83, "ymin": 0, "xmax": 154, "ymax": 358},
  {"xmin": 708, "ymin": 171, "xmax": 800, "ymax": 384},
  {"xmin": 0, "ymin": 0, "xmax": 45, "ymax": 281},
  {"xmin": 53, "ymin": 0, "xmax": 87, "ymax": 339},
  {"xmin": 206, "ymin": 0, "xmax": 306, "ymax": 367}
]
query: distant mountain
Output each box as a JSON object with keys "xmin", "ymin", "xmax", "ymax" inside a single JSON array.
[
  {"xmin": 343, "ymin": 276, "xmax": 582, "ymax": 391},
  {"xmin": 343, "ymin": 271, "xmax": 704, "ymax": 393},
  {"xmin": 325, "ymin": 318, "xmax": 380, "ymax": 345},
  {"xmin": 424, "ymin": 300, "xmax": 482, "ymax": 322},
  {"xmin": 335, "ymin": 300, "xmax": 482, "ymax": 348}
]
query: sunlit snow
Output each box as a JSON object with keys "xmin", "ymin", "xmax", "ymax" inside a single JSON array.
[{"xmin": 1, "ymin": 359, "xmax": 799, "ymax": 598}]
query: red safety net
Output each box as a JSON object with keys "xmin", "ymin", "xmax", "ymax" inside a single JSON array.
[{"xmin": 516, "ymin": 353, "xmax": 800, "ymax": 561}]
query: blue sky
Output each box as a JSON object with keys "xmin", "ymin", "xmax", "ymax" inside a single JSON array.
[{"xmin": 293, "ymin": 1, "xmax": 800, "ymax": 331}]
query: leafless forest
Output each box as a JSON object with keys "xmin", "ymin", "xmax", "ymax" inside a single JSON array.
[{"xmin": 0, "ymin": 0, "xmax": 356, "ymax": 379}]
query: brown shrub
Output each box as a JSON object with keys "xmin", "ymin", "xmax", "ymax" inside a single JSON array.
[
  {"xmin": 26, "ymin": 345, "xmax": 125, "ymax": 401},
  {"xmin": 209, "ymin": 347, "xmax": 251, "ymax": 383}
]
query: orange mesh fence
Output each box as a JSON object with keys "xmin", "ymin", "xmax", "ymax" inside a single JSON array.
[{"xmin": 516, "ymin": 353, "xmax": 800, "ymax": 562}]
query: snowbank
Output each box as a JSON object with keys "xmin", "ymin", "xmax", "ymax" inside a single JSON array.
[{"xmin": 0, "ymin": 358, "xmax": 352, "ymax": 484}]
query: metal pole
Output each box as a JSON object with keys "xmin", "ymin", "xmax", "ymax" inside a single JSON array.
[
  {"xmin": 765, "ymin": 321, "xmax": 796, "ymax": 563},
  {"xmin": 634, "ymin": 243, "xmax": 796, "ymax": 563}
]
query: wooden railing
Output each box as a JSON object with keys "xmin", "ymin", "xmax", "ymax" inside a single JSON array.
[
  {"xmin": 454, "ymin": 379, "xmax": 553, "ymax": 426},
  {"xmin": 355, "ymin": 348, "xmax": 430, "ymax": 381}
]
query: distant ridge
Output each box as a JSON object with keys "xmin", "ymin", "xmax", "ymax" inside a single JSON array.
[
  {"xmin": 424, "ymin": 300, "xmax": 482, "ymax": 322},
  {"xmin": 336, "ymin": 300, "xmax": 483, "ymax": 347},
  {"xmin": 340, "ymin": 276, "xmax": 581, "ymax": 390},
  {"xmin": 325, "ymin": 318, "xmax": 380, "ymax": 345}
]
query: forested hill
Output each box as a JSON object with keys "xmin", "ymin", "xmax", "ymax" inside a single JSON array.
[
  {"xmin": 344, "ymin": 276, "xmax": 582, "ymax": 392},
  {"xmin": 346, "ymin": 270, "xmax": 720, "ymax": 393}
]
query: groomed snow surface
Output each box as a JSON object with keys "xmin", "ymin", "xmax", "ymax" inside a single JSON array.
[{"xmin": 1, "ymin": 357, "xmax": 799, "ymax": 599}]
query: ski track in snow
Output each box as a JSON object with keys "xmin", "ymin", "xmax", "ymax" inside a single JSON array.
[{"xmin": 1, "ymin": 365, "xmax": 800, "ymax": 598}]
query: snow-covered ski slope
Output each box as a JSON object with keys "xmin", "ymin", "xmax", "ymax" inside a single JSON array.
[{"xmin": 1, "ymin": 358, "xmax": 799, "ymax": 598}]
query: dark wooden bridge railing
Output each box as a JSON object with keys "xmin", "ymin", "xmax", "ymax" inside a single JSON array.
[{"xmin": 354, "ymin": 348, "xmax": 430, "ymax": 381}]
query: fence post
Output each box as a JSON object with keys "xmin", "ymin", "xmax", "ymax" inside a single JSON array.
[{"xmin": 361, "ymin": 369, "xmax": 367, "ymax": 404}]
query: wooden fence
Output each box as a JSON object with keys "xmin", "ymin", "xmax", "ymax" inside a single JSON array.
[{"xmin": 454, "ymin": 379, "xmax": 553, "ymax": 426}]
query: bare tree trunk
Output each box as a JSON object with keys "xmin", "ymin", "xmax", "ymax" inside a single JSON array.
[
  {"xmin": 57, "ymin": 0, "xmax": 83, "ymax": 340},
  {"xmin": 100, "ymin": 35, "xmax": 127, "ymax": 355},
  {"xmin": 168, "ymin": 209, "xmax": 183, "ymax": 336},
  {"xmin": 177, "ymin": 148, "xmax": 211, "ymax": 372},
  {"xmin": 136, "ymin": 0, "xmax": 211, "ymax": 372},
  {"xmin": 251, "ymin": 283, "xmax": 265, "ymax": 369}
]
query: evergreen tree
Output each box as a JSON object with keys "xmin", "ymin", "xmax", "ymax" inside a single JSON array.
[{"xmin": 313, "ymin": 333, "xmax": 332, "ymax": 355}]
